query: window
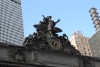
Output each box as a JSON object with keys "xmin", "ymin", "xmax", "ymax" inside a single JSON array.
[
  {"xmin": 3, "ymin": 28, "xmax": 5, "ymax": 30},
  {"xmin": 84, "ymin": 51, "xmax": 87, "ymax": 55},
  {"xmin": 88, "ymin": 49, "xmax": 90, "ymax": 51},
  {"xmin": 83, "ymin": 47, "xmax": 85, "ymax": 50},
  {"xmin": 10, "ymin": 36, "xmax": 12, "ymax": 38},
  {"xmin": 81, "ymin": 38, "xmax": 83, "ymax": 41},
  {"xmin": 89, "ymin": 53, "xmax": 91, "ymax": 55},
  {"xmin": 18, "ymin": 2, "xmax": 21, "ymax": 5},
  {"xmin": 76, "ymin": 41, "xmax": 78, "ymax": 44}
]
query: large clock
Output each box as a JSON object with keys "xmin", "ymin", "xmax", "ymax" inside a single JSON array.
[{"xmin": 48, "ymin": 36, "xmax": 62, "ymax": 50}]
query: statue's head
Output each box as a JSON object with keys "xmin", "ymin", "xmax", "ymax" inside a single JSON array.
[
  {"xmin": 49, "ymin": 16, "xmax": 52, "ymax": 19},
  {"xmin": 29, "ymin": 34, "xmax": 33, "ymax": 37},
  {"xmin": 47, "ymin": 16, "xmax": 52, "ymax": 20}
]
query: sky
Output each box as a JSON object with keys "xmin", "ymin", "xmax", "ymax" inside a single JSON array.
[{"xmin": 21, "ymin": 0, "xmax": 100, "ymax": 38}]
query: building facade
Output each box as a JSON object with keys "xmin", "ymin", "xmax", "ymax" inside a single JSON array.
[
  {"xmin": 89, "ymin": 29, "xmax": 100, "ymax": 57},
  {"xmin": 0, "ymin": 0, "xmax": 24, "ymax": 45},
  {"xmin": 0, "ymin": 42, "xmax": 99, "ymax": 67},
  {"xmin": 70, "ymin": 31, "xmax": 92, "ymax": 56}
]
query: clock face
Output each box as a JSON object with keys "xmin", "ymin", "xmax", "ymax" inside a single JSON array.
[{"xmin": 49, "ymin": 37, "xmax": 62, "ymax": 50}]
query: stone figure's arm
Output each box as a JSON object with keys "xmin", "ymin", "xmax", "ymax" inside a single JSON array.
[
  {"xmin": 42, "ymin": 15, "xmax": 46, "ymax": 19},
  {"xmin": 55, "ymin": 19, "xmax": 60, "ymax": 24}
]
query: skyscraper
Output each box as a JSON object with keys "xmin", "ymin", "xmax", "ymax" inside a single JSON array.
[
  {"xmin": 89, "ymin": 8, "xmax": 100, "ymax": 57},
  {"xmin": 70, "ymin": 31, "xmax": 92, "ymax": 56},
  {"xmin": 0, "ymin": 0, "xmax": 24, "ymax": 45}
]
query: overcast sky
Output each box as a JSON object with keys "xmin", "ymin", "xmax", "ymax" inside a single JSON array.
[{"xmin": 21, "ymin": 0, "xmax": 100, "ymax": 38}]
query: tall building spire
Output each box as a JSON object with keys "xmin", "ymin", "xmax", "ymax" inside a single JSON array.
[{"xmin": 89, "ymin": 8, "xmax": 100, "ymax": 31}]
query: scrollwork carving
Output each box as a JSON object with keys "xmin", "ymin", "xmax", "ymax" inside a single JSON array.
[{"xmin": 8, "ymin": 46, "xmax": 25, "ymax": 62}]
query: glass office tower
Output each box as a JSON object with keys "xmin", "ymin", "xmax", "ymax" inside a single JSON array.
[{"xmin": 0, "ymin": 0, "xmax": 24, "ymax": 45}]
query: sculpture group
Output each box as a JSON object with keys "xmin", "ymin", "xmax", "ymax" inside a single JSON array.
[{"xmin": 23, "ymin": 15, "xmax": 80, "ymax": 55}]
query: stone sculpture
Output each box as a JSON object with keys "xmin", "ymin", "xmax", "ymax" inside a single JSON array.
[{"xmin": 23, "ymin": 15, "xmax": 81, "ymax": 55}]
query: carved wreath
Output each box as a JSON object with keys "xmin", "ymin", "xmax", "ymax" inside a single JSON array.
[{"xmin": 8, "ymin": 47, "xmax": 25, "ymax": 62}]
